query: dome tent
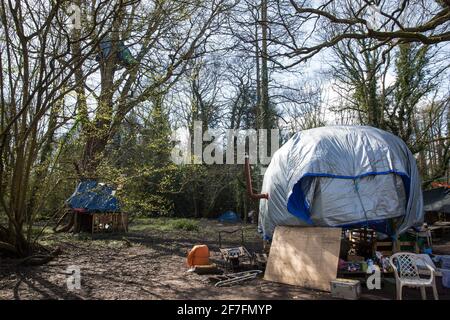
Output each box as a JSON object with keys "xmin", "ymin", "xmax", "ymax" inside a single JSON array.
[
  {"xmin": 258, "ymin": 126, "xmax": 423, "ymax": 240},
  {"xmin": 218, "ymin": 210, "xmax": 240, "ymax": 223}
]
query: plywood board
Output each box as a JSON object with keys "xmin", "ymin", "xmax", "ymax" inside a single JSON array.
[{"xmin": 264, "ymin": 226, "xmax": 341, "ymax": 291}]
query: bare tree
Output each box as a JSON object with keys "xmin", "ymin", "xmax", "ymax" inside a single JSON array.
[
  {"xmin": 0, "ymin": 0, "xmax": 127, "ymax": 256},
  {"xmin": 270, "ymin": 0, "xmax": 450, "ymax": 68},
  {"xmin": 74, "ymin": 0, "xmax": 233, "ymax": 177}
]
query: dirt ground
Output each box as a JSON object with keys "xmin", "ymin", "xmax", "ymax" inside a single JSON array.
[{"xmin": 1, "ymin": 218, "xmax": 449, "ymax": 300}]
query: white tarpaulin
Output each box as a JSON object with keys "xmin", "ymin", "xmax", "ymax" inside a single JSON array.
[{"xmin": 258, "ymin": 126, "xmax": 423, "ymax": 240}]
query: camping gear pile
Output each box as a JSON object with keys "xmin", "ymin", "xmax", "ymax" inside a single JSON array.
[
  {"xmin": 218, "ymin": 228, "xmax": 253, "ymax": 271},
  {"xmin": 185, "ymin": 225, "xmax": 266, "ymax": 287},
  {"xmin": 65, "ymin": 180, "xmax": 127, "ymax": 234}
]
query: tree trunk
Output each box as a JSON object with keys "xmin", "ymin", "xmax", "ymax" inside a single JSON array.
[{"xmin": 260, "ymin": 0, "xmax": 270, "ymax": 130}]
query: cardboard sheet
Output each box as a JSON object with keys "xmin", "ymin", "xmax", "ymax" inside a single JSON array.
[{"xmin": 264, "ymin": 226, "xmax": 341, "ymax": 291}]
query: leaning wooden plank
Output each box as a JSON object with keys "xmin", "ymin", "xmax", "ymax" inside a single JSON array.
[{"xmin": 264, "ymin": 226, "xmax": 341, "ymax": 292}]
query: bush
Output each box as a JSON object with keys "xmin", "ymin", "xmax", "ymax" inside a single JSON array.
[{"xmin": 169, "ymin": 219, "xmax": 199, "ymax": 232}]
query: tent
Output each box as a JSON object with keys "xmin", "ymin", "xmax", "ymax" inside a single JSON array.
[
  {"xmin": 423, "ymin": 187, "xmax": 450, "ymax": 213},
  {"xmin": 217, "ymin": 211, "xmax": 240, "ymax": 223},
  {"xmin": 258, "ymin": 126, "xmax": 423, "ymax": 240},
  {"xmin": 67, "ymin": 180, "xmax": 120, "ymax": 213}
]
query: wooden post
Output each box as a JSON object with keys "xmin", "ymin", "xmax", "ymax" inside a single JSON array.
[
  {"xmin": 393, "ymin": 239, "xmax": 400, "ymax": 253},
  {"xmin": 73, "ymin": 212, "xmax": 81, "ymax": 233},
  {"xmin": 91, "ymin": 213, "xmax": 95, "ymax": 235}
]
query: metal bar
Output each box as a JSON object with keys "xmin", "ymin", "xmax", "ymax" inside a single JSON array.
[
  {"xmin": 244, "ymin": 155, "xmax": 268, "ymax": 200},
  {"xmin": 214, "ymin": 270, "xmax": 262, "ymax": 287}
]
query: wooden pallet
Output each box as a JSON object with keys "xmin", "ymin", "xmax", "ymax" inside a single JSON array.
[
  {"xmin": 91, "ymin": 212, "xmax": 128, "ymax": 234},
  {"xmin": 348, "ymin": 228, "xmax": 376, "ymax": 256},
  {"xmin": 347, "ymin": 228, "xmax": 419, "ymax": 256},
  {"xmin": 374, "ymin": 240, "xmax": 418, "ymax": 256},
  {"xmin": 348, "ymin": 228, "xmax": 376, "ymax": 246}
]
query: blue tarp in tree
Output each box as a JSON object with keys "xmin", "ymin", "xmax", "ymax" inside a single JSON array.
[
  {"xmin": 96, "ymin": 36, "xmax": 137, "ymax": 68},
  {"xmin": 218, "ymin": 211, "xmax": 240, "ymax": 223},
  {"xmin": 67, "ymin": 180, "xmax": 120, "ymax": 213}
]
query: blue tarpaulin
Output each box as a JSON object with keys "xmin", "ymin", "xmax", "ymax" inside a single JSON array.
[
  {"xmin": 218, "ymin": 211, "xmax": 240, "ymax": 223},
  {"xmin": 67, "ymin": 180, "xmax": 120, "ymax": 213},
  {"xmin": 95, "ymin": 36, "xmax": 137, "ymax": 67}
]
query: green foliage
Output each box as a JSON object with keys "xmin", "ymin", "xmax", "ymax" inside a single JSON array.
[
  {"xmin": 169, "ymin": 218, "xmax": 200, "ymax": 231},
  {"xmin": 97, "ymin": 95, "xmax": 189, "ymax": 217},
  {"xmin": 388, "ymin": 43, "xmax": 434, "ymax": 146},
  {"xmin": 129, "ymin": 217, "xmax": 199, "ymax": 232}
]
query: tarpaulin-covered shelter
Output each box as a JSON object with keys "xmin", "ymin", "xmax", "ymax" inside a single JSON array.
[
  {"xmin": 258, "ymin": 126, "xmax": 423, "ymax": 240},
  {"xmin": 66, "ymin": 180, "xmax": 126, "ymax": 234}
]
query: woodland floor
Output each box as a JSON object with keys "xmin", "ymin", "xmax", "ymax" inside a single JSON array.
[{"xmin": 0, "ymin": 218, "xmax": 449, "ymax": 300}]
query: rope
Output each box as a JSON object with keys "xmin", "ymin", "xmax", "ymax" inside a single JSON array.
[{"xmin": 353, "ymin": 178, "xmax": 369, "ymax": 227}]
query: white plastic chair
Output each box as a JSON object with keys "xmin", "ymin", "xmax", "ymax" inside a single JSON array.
[{"xmin": 389, "ymin": 252, "xmax": 439, "ymax": 300}]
